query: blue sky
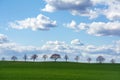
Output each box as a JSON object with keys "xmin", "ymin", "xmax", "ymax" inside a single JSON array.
[{"xmin": 0, "ymin": 0, "xmax": 120, "ymax": 62}]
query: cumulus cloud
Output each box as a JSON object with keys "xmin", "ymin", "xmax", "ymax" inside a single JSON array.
[
  {"xmin": 91, "ymin": 0, "xmax": 120, "ymax": 21},
  {"xmin": 66, "ymin": 20, "xmax": 88, "ymax": 32},
  {"xmin": 42, "ymin": 0, "xmax": 120, "ymax": 20},
  {"xmin": 114, "ymin": 40, "xmax": 120, "ymax": 54},
  {"xmin": 87, "ymin": 21, "xmax": 120, "ymax": 36},
  {"xmin": 42, "ymin": 0, "xmax": 99, "ymax": 19},
  {"xmin": 66, "ymin": 21, "xmax": 120, "ymax": 36},
  {"xmin": 71, "ymin": 39, "xmax": 84, "ymax": 46},
  {"xmin": 42, "ymin": 0, "xmax": 92, "ymax": 12},
  {"xmin": 41, "ymin": 41, "xmax": 72, "ymax": 54},
  {"xmin": 10, "ymin": 14, "xmax": 57, "ymax": 31},
  {"xmin": 91, "ymin": 0, "xmax": 120, "ymax": 20},
  {"xmin": 66, "ymin": 20, "xmax": 77, "ymax": 30},
  {"xmin": 82, "ymin": 45, "xmax": 114, "ymax": 55},
  {"xmin": 0, "ymin": 34, "xmax": 9, "ymax": 44},
  {"xmin": 103, "ymin": 0, "xmax": 120, "ymax": 21}
]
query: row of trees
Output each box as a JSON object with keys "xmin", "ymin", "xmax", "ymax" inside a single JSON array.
[{"xmin": 1, "ymin": 54, "xmax": 116, "ymax": 63}]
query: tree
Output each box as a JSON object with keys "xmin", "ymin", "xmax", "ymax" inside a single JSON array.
[
  {"xmin": 42, "ymin": 55, "xmax": 48, "ymax": 61},
  {"xmin": 50, "ymin": 54, "xmax": 61, "ymax": 62},
  {"xmin": 31, "ymin": 54, "xmax": 38, "ymax": 62},
  {"xmin": 23, "ymin": 54, "xmax": 27, "ymax": 62},
  {"xmin": 64, "ymin": 55, "xmax": 69, "ymax": 62},
  {"xmin": 74, "ymin": 56, "xmax": 79, "ymax": 62},
  {"xmin": 11, "ymin": 56, "xmax": 17, "ymax": 61},
  {"xmin": 1, "ymin": 57, "xmax": 5, "ymax": 61},
  {"xmin": 110, "ymin": 59, "xmax": 115, "ymax": 64},
  {"xmin": 96, "ymin": 56, "xmax": 105, "ymax": 63},
  {"xmin": 87, "ymin": 57, "xmax": 92, "ymax": 63}
]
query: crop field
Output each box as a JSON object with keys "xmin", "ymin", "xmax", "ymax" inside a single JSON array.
[{"xmin": 0, "ymin": 61, "xmax": 120, "ymax": 80}]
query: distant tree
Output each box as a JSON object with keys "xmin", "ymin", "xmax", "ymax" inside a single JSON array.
[
  {"xmin": 31, "ymin": 54, "xmax": 38, "ymax": 62},
  {"xmin": 42, "ymin": 55, "xmax": 48, "ymax": 61},
  {"xmin": 110, "ymin": 59, "xmax": 115, "ymax": 64},
  {"xmin": 11, "ymin": 56, "xmax": 17, "ymax": 61},
  {"xmin": 64, "ymin": 55, "xmax": 69, "ymax": 62},
  {"xmin": 75, "ymin": 56, "xmax": 79, "ymax": 62},
  {"xmin": 1, "ymin": 57, "xmax": 5, "ymax": 61},
  {"xmin": 50, "ymin": 54, "xmax": 61, "ymax": 62},
  {"xmin": 96, "ymin": 56, "xmax": 105, "ymax": 63},
  {"xmin": 23, "ymin": 54, "xmax": 27, "ymax": 62},
  {"xmin": 87, "ymin": 57, "xmax": 92, "ymax": 63}
]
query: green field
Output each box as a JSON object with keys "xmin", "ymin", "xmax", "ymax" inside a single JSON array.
[{"xmin": 0, "ymin": 61, "xmax": 120, "ymax": 80}]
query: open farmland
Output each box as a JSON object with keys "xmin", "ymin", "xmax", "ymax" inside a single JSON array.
[{"xmin": 0, "ymin": 61, "xmax": 120, "ymax": 80}]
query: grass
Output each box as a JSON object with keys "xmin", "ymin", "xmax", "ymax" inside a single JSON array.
[{"xmin": 0, "ymin": 61, "xmax": 120, "ymax": 80}]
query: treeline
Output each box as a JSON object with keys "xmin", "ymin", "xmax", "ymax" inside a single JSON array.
[{"xmin": 1, "ymin": 54, "xmax": 116, "ymax": 63}]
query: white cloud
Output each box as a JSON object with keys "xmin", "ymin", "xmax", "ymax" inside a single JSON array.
[
  {"xmin": 0, "ymin": 34, "xmax": 9, "ymax": 44},
  {"xmin": 41, "ymin": 41, "xmax": 71, "ymax": 53},
  {"xmin": 114, "ymin": 40, "xmax": 120, "ymax": 54},
  {"xmin": 66, "ymin": 20, "xmax": 77, "ymax": 30},
  {"xmin": 87, "ymin": 21, "xmax": 120, "ymax": 36},
  {"xmin": 71, "ymin": 8, "xmax": 99, "ymax": 19},
  {"xmin": 103, "ymin": 0, "xmax": 120, "ymax": 21},
  {"xmin": 42, "ymin": 0, "xmax": 92, "ymax": 12},
  {"xmin": 66, "ymin": 20, "xmax": 88, "ymax": 32},
  {"xmin": 90, "ymin": 0, "xmax": 120, "ymax": 20},
  {"xmin": 42, "ymin": 0, "xmax": 120, "ymax": 20},
  {"xmin": 71, "ymin": 39, "xmax": 84, "ymax": 46},
  {"xmin": 42, "ymin": 0, "xmax": 99, "ymax": 19},
  {"xmin": 10, "ymin": 14, "xmax": 57, "ymax": 31},
  {"xmin": 66, "ymin": 21, "xmax": 120, "ymax": 36}
]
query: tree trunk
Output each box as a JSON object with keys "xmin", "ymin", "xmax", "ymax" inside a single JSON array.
[
  {"xmin": 66, "ymin": 59, "xmax": 67, "ymax": 62},
  {"xmin": 55, "ymin": 59, "xmax": 57, "ymax": 62}
]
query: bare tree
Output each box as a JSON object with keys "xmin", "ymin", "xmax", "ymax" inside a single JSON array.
[
  {"xmin": 64, "ymin": 55, "xmax": 69, "ymax": 62},
  {"xmin": 11, "ymin": 56, "xmax": 17, "ymax": 61},
  {"xmin": 50, "ymin": 54, "xmax": 61, "ymax": 62},
  {"xmin": 110, "ymin": 59, "xmax": 115, "ymax": 64},
  {"xmin": 31, "ymin": 54, "xmax": 38, "ymax": 62},
  {"xmin": 23, "ymin": 54, "xmax": 27, "ymax": 62},
  {"xmin": 42, "ymin": 55, "xmax": 48, "ymax": 61},
  {"xmin": 96, "ymin": 56, "xmax": 105, "ymax": 63},
  {"xmin": 87, "ymin": 57, "xmax": 92, "ymax": 63},
  {"xmin": 75, "ymin": 56, "xmax": 79, "ymax": 62}
]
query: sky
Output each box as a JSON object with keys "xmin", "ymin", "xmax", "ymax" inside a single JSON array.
[{"xmin": 0, "ymin": 0, "xmax": 120, "ymax": 62}]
